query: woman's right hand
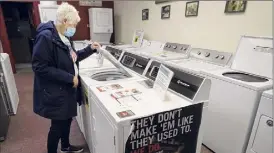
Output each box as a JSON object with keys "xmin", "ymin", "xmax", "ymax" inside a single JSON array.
[{"xmin": 73, "ymin": 76, "xmax": 79, "ymax": 88}]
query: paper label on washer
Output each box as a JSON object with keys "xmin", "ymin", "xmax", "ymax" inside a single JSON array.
[
  {"xmin": 96, "ymin": 84, "xmax": 123, "ymax": 92},
  {"xmin": 153, "ymin": 64, "xmax": 174, "ymax": 101}
]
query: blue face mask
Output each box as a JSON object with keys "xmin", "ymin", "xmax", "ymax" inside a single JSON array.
[{"xmin": 64, "ymin": 27, "xmax": 76, "ymax": 37}]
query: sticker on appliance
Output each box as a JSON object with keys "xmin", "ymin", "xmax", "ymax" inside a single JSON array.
[
  {"xmin": 124, "ymin": 102, "xmax": 204, "ymax": 153},
  {"xmin": 96, "ymin": 84, "xmax": 123, "ymax": 92},
  {"xmin": 116, "ymin": 110, "xmax": 135, "ymax": 118}
]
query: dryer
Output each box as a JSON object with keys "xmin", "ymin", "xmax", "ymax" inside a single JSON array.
[
  {"xmin": 246, "ymin": 89, "xmax": 273, "ymax": 153},
  {"xmin": 202, "ymin": 36, "xmax": 273, "ymax": 153}
]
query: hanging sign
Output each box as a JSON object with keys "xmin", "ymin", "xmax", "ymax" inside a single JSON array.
[
  {"xmin": 79, "ymin": 0, "xmax": 102, "ymax": 6},
  {"xmin": 124, "ymin": 102, "xmax": 204, "ymax": 153},
  {"xmin": 153, "ymin": 64, "xmax": 174, "ymax": 101}
]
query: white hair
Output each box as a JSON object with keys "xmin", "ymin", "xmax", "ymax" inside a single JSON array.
[{"xmin": 56, "ymin": 2, "xmax": 80, "ymax": 25}]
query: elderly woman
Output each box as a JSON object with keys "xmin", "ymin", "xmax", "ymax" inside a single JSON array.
[{"xmin": 32, "ymin": 3, "xmax": 100, "ymax": 153}]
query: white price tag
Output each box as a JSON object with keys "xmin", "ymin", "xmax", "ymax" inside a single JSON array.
[{"xmin": 153, "ymin": 64, "xmax": 174, "ymax": 101}]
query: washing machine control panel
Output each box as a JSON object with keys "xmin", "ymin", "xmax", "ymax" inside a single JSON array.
[
  {"xmin": 120, "ymin": 52, "xmax": 150, "ymax": 75},
  {"xmin": 105, "ymin": 46, "xmax": 123, "ymax": 60},
  {"xmin": 145, "ymin": 60, "xmax": 205, "ymax": 100},
  {"xmin": 163, "ymin": 42, "xmax": 190, "ymax": 54},
  {"xmin": 190, "ymin": 48, "xmax": 232, "ymax": 66}
]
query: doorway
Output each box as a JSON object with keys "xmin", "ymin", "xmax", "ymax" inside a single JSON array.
[{"xmin": 1, "ymin": 2, "xmax": 36, "ymax": 68}]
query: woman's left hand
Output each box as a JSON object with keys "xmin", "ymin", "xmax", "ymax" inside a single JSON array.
[{"xmin": 91, "ymin": 42, "xmax": 101, "ymax": 49}]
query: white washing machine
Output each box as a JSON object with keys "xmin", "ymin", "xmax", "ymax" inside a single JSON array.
[
  {"xmin": 122, "ymin": 40, "xmax": 165, "ymax": 55},
  {"xmin": 87, "ymin": 63, "xmax": 211, "ymax": 153},
  {"xmin": 165, "ymin": 48, "xmax": 233, "ymax": 75},
  {"xmin": 202, "ymin": 36, "xmax": 273, "ymax": 153},
  {"xmin": 76, "ymin": 45, "xmax": 117, "ymax": 133},
  {"xmin": 140, "ymin": 42, "xmax": 191, "ymax": 62},
  {"xmin": 246, "ymin": 89, "xmax": 273, "ymax": 153},
  {"xmin": 79, "ymin": 63, "xmax": 145, "ymax": 150}
]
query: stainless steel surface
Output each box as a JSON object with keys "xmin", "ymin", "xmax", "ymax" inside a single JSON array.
[
  {"xmin": 189, "ymin": 48, "xmax": 232, "ymax": 66},
  {"xmin": 163, "ymin": 42, "xmax": 191, "ymax": 53}
]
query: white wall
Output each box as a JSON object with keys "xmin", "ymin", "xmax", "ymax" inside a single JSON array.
[{"xmin": 114, "ymin": 1, "xmax": 272, "ymax": 53}]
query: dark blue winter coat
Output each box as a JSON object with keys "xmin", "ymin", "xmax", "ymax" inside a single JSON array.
[{"xmin": 32, "ymin": 21, "xmax": 97, "ymax": 120}]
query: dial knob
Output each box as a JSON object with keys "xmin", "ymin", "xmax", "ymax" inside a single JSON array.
[
  {"xmin": 168, "ymin": 45, "xmax": 171, "ymax": 48},
  {"xmin": 215, "ymin": 55, "xmax": 219, "ymax": 59},
  {"xmin": 181, "ymin": 47, "xmax": 184, "ymax": 50},
  {"xmin": 165, "ymin": 44, "xmax": 169, "ymax": 47},
  {"xmin": 173, "ymin": 46, "xmax": 177, "ymax": 49},
  {"xmin": 205, "ymin": 52, "xmax": 210, "ymax": 57},
  {"xmin": 197, "ymin": 52, "xmax": 201, "ymax": 55},
  {"xmin": 220, "ymin": 55, "xmax": 225, "ymax": 60}
]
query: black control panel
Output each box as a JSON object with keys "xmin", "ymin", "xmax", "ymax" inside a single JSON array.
[
  {"xmin": 145, "ymin": 61, "xmax": 204, "ymax": 100},
  {"xmin": 120, "ymin": 52, "xmax": 150, "ymax": 75},
  {"xmin": 105, "ymin": 46, "xmax": 123, "ymax": 60}
]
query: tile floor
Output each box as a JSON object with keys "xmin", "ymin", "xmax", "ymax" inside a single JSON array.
[{"xmin": 0, "ymin": 70, "xmax": 213, "ymax": 153}]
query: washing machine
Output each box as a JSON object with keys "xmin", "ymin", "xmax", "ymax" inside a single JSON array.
[
  {"xmin": 246, "ymin": 89, "xmax": 273, "ymax": 153},
  {"xmin": 79, "ymin": 59, "xmax": 146, "ymax": 150},
  {"xmin": 140, "ymin": 42, "xmax": 191, "ymax": 62},
  {"xmin": 202, "ymin": 36, "xmax": 273, "ymax": 153},
  {"xmin": 165, "ymin": 48, "xmax": 233, "ymax": 75},
  {"xmin": 87, "ymin": 61, "xmax": 211, "ymax": 153}
]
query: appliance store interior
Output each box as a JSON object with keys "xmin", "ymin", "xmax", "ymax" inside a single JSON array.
[{"xmin": 0, "ymin": 1, "xmax": 272, "ymax": 153}]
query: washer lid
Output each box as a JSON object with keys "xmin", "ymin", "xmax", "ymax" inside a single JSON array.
[{"xmin": 231, "ymin": 36, "xmax": 272, "ymax": 79}]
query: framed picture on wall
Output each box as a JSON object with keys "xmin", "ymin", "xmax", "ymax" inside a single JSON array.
[
  {"xmin": 185, "ymin": 1, "xmax": 199, "ymax": 17},
  {"xmin": 161, "ymin": 5, "xmax": 171, "ymax": 19},
  {"xmin": 142, "ymin": 9, "xmax": 149, "ymax": 20},
  {"xmin": 224, "ymin": 1, "xmax": 247, "ymax": 13}
]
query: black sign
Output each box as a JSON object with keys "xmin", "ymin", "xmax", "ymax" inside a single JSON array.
[{"xmin": 125, "ymin": 102, "xmax": 204, "ymax": 153}]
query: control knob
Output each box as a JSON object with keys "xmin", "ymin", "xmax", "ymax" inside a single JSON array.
[
  {"xmin": 215, "ymin": 55, "xmax": 219, "ymax": 59},
  {"xmin": 173, "ymin": 46, "xmax": 177, "ymax": 49},
  {"xmin": 220, "ymin": 55, "xmax": 225, "ymax": 60},
  {"xmin": 197, "ymin": 52, "xmax": 201, "ymax": 55},
  {"xmin": 205, "ymin": 52, "xmax": 210, "ymax": 57}
]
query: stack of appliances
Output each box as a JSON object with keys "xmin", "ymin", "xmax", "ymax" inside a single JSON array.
[
  {"xmin": 202, "ymin": 36, "xmax": 273, "ymax": 153},
  {"xmin": 246, "ymin": 89, "xmax": 273, "ymax": 153},
  {"xmin": 89, "ymin": 8, "xmax": 113, "ymax": 45}
]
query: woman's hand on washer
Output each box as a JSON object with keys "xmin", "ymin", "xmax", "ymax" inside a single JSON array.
[
  {"xmin": 91, "ymin": 42, "xmax": 101, "ymax": 50},
  {"xmin": 73, "ymin": 76, "xmax": 79, "ymax": 88}
]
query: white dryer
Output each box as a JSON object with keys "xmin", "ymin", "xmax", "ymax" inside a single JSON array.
[
  {"xmin": 87, "ymin": 63, "xmax": 211, "ymax": 153},
  {"xmin": 202, "ymin": 36, "xmax": 273, "ymax": 153},
  {"xmin": 140, "ymin": 42, "xmax": 191, "ymax": 62},
  {"xmin": 246, "ymin": 89, "xmax": 273, "ymax": 153}
]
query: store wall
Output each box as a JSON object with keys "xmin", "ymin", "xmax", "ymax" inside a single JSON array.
[{"xmin": 114, "ymin": 1, "xmax": 272, "ymax": 53}]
